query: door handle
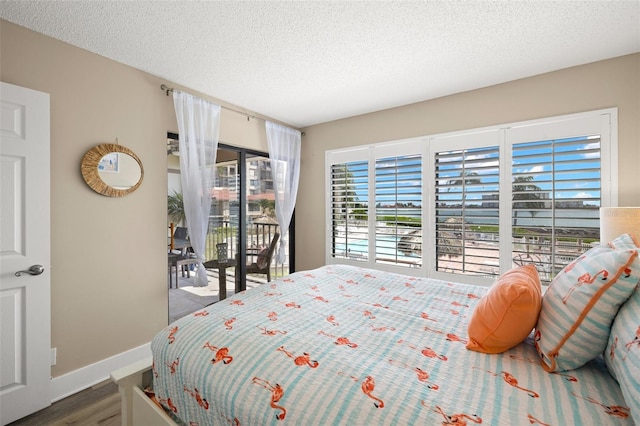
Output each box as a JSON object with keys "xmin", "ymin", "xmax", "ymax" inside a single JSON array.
[{"xmin": 15, "ymin": 265, "xmax": 45, "ymax": 277}]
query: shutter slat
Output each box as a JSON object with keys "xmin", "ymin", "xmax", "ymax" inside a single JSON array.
[
  {"xmin": 375, "ymin": 154, "xmax": 422, "ymax": 268},
  {"xmin": 435, "ymin": 144, "xmax": 501, "ymax": 276},
  {"xmin": 512, "ymin": 136, "xmax": 600, "ymax": 283},
  {"xmin": 330, "ymin": 161, "xmax": 369, "ymax": 262}
]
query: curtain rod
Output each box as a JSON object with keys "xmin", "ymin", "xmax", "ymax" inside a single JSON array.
[{"xmin": 160, "ymin": 84, "xmax": 264, "ymax": 123}]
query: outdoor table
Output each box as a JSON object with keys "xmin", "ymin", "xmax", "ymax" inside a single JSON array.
[{"xmin": 203, "ymin": 259, "xmax": 237, "ymax": 300}]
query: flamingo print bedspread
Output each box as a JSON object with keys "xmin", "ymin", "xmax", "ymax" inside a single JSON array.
[{"xmin": 151, "ymin": 265, "xmax": 632, "ymax": 425}]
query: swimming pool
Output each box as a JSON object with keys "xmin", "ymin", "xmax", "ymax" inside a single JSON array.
[{"xmin": 334, "ymin": 234, "xmax": 421, "ymax": 264}]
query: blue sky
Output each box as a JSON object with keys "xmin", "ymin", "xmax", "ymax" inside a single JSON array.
[{"xmin": 339, "ymin": 135, "xmax": 601, "ymax": 207}]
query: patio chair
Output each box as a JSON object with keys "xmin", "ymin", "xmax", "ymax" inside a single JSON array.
[
  {"xmin": 169, "ymin": 226, "xmax": 191, "ymax": 255},
  {"xmin": 242, "ymin": 233, "xmax": 280, "ymax": 282}
]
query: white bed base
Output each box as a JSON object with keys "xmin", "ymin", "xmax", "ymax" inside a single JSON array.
[{"xmin": 110, "ymin": 357, "xmax": 177, "ymax": 426}]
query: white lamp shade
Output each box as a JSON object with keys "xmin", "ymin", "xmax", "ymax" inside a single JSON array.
[{"xmin": 600, "ymin": 207, "xmax": 640, "ymax": 244}]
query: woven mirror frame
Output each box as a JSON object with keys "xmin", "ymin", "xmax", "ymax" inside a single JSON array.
[{"xmin": 81, "ymin": 143, "xmax": 144, "ymax": 197}]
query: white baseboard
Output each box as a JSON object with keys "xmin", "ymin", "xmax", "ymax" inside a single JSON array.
[{"xmin": 50, "ymin": 342, "xmax": 151, "ymax": 403}]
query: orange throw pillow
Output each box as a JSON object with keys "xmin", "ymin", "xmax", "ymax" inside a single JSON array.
[{"xmin": 467, "ymin": 264, "xmax": 542, "ymax": 354}]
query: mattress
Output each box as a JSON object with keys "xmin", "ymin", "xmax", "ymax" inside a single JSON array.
[{"xmin": 151, "ymin": 264, "xmax": 632, "ymax": 425}]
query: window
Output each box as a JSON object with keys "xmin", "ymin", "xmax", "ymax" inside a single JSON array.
[
  {"xmin": 509, "ymin": 135, "xmax": 604, "ymax": 283},
  {"xmin": 325, "ymin": 109, "xmax": 616, "ymax": 283},
  {"xmin": 434, "ymin": 140, "xmax": 500, "ymax": 277},
  {"xmin": 329, "ymin": 158, "xmax": 369, "ymax": 261},
  {"xmin": 327, "ymin": 141, "xmax": 424, "ymax": 271},
  {"xmin": 375, "ymin": 154, "xmax": 422, "ymax": 266}
]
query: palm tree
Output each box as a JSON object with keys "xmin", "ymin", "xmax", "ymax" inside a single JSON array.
[
  {"xmin": 512, "ymin": 176, "xmax": 544, "ymax": 227},
  {"xmin": 168, "ymin": 191, "xmax": 186, "ymax": 226},
  {"xmin": 332, "ymin": 164, "xmax": 364, "ymax": 222},
  {"xmin": 441, "ymin": 171, "xmax": 482, "ymax": 271},
  {"xmin": 446, "ymin": 170, "xmax": 481, "ymax": 188},
  {"xmin": 258, "ymin": 198, "xmax": 276, "ymax": 217}
]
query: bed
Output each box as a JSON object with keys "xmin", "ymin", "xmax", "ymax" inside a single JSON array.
[{"xmin": 112, "ymin": 262, "xmax": 637, "ymax": 425}]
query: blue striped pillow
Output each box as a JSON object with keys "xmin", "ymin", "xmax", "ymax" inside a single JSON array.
[
  {"xmin": 605, "ymin": 233, "xmax": 640, "ymax": 424},
  {"xmin": 605, "ymin": 285, "xmax": 640, "ymax": 425},
  {"xmin": 534, "ymin": 245, "xmax": 640, "ymax": 372}
]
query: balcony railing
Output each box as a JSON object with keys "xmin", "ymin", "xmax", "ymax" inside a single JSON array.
[{"xmin": 204, "ymin": 218, "xmax": 288, "ymax": 280}]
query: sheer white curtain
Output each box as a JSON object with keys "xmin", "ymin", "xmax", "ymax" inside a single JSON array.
[
  {"xmin": 173, "ymin": 91, "xmax": 221, "ymax": 286},
  {"xmin": 265, "ymin": 121, "xmax": 301, "ymax": 264}
]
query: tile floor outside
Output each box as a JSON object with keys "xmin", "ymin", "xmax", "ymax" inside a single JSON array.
[{"xmin": 168, "ymin": 267, "xmax": 263, "ymax": 323}]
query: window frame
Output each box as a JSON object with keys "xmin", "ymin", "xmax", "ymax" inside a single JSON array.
[
  {"xmin": 429, "ymin": 130, "xmax": 504, "ymax": 281},
  {"xmin": 325, "ymin": 138, "xmax": 428, "ymax": 275},
  {"xmin": 324, "ymin": 108, "xmax": 618, "ymax": 285}
]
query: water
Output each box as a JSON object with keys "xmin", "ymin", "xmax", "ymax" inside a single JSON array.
[
  {"xmin": 375, "ymin": 207, "xmax": 600, "ymax": 228},
  {"xmin": 334, "ymin": 234, "xmax": 421, "ymax": 263}
]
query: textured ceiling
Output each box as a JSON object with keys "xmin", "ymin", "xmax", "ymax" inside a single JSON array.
[{"xmin": 1, "ymin": 1, "xmax": 639, "ymax": 128}]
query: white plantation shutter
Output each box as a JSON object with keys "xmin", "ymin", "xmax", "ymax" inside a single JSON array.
[
  {"xmin": 326, "ymin": 141, "xmax": 425, "ymax": 271},
  {"xmin": 326, "ymin": 109, "xmax": 615, "ymax": 283},
  {"xmin": 434, "ymin": 145, "xmax": 501, "ymax": 276},
  {"xmin": 511, "ymin": 135, "xmax": 602, "ymax": 282},
  {"xmin": 375, "ymin": 154, "xmax": 422, "ymax": 267},
  {"xmin": 329, "ymin": 160, "xmax": 369, "ymax": 261}
]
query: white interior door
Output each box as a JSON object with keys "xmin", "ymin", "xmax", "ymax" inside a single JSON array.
[{"xmin": 0, "ymin": 82, "xmax": 51, "ymax": 425}]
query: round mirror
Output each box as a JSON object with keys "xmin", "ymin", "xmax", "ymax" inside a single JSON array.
[{"xmin": 81, "ymin": 143, "xmax": 144, "ymax": 197}]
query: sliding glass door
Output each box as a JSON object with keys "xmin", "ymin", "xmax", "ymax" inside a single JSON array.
[
  {"xmin": 243, "ymin": 153, "xmax": 289, "ymax": 288},
  {"xmin": 220, "ymin": 149, "xmax": 291, "ymax": 291},
  {"xmin": 168, "ymin": 136, "xmax": 294, "ymax": 323}
]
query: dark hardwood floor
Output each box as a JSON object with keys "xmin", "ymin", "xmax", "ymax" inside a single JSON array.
[
  {"xmin": 9, "ymin": 271, "xmax": 263, "ymax": 425},
  {"xmin": 8, "ymin": 380, "xmax": 120, "ymax": 426}
]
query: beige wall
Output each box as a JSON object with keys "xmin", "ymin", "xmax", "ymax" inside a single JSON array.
[
  {"xmin": 2, "ymin": 18, "xmax": 638, "ymax": 378},
  {"xmin": 298, "ymin": 53, "xmax": 640, "ymax": 271},
  {"xmin": 0, "ymin": 20, "xmax": 277, "ymax": 376}
]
